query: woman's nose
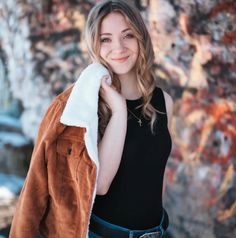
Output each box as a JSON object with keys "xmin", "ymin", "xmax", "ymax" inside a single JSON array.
[{"xmin": 112, "ymin": 38, "xmax": 125, "ymax": 52}]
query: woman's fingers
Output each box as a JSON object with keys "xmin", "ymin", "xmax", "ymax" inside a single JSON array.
[
  {"xmin": 99, "ymin": 75, "xmax": 126, "ymax": 114},
  {"xmin": 101, "ymin": 75, "xmax": 112, "ymax": 89},
  {"xmin": 105, "ymin": 75, "xmax": 112, "ymax": 86}
]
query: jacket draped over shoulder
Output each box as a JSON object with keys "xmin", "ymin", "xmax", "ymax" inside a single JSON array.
[{"xmin": 9, "ymin": 85, "xmax": 98, "ymax": 238}]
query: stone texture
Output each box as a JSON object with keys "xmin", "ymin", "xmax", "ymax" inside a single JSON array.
[
  {"xmin": 0, "ymin": 0, "xmax": 235, "ymax": 237},
  {"xmin": 0, "ymin": 197, "xmax": 18, "ymax": 231},
  {"xmin": 0, "ymin": 115, "xmax": 33, "ymax": 177},
  {"xmin": 0, "ymin": 173, "xmax": 24, "ymax": 234}
]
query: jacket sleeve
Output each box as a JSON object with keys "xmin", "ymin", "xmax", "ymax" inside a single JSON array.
[{"xmin": 9, "ymin": 99, "xmax": 66, "ymax": 238}]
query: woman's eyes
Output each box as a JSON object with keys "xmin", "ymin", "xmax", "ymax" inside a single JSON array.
[
  {"xmin": 100, "ymin": 38, "xmax": 111, "ymax": 43},
  {"xmin": 124, "ymin": 33, "xmax": 134, "ymax": 39},
  {"xmin": 100, "ymin": 33, "xmax": 135, "ymax": 43}
]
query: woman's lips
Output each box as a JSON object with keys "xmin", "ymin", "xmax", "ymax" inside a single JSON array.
[{"xmin": 112, "ymin": 56, "xmax": 129, "ymax": 63}]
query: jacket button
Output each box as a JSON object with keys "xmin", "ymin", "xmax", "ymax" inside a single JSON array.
[{"xmin": 67, "ymin": 148, "xmax": 72, "ymax": 155}]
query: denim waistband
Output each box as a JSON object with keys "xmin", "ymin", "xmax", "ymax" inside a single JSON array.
[{"xmin": 90, "ymin": 208, "xmax": 166, "ymax": 238}]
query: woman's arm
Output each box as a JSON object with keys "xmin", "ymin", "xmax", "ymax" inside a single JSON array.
[
  {"xmin": 96, "ymin": 76, "xmax": 127, "ymax": 195},
  {"xmin": 162, "ymin": 90, "xmax": 174, "ymax": 195},
  {"xmin": 97, "ymin": 110, "xmax": 127, "ymax": 195},
  {"xmin": 163, "ymin": 91, "xmax": 174, "ymax": 134}
]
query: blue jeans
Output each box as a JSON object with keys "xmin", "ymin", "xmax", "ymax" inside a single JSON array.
[{"xmin": 89, "ymin": 209, "xmax": 168, "ymax": 238}]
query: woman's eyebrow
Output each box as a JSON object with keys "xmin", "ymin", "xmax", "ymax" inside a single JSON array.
[{"xmin": 100, "ymin": 28, "xmax": 132, "ymax": 36}]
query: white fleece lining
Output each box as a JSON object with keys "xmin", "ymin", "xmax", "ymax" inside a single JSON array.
[
  {"xmin": 60, "ymin": 63, "xmax": 111, "ymax": 237},
  {"xmin": 60, "ymin": 63, "xmax": 110, "ymax": 168}
]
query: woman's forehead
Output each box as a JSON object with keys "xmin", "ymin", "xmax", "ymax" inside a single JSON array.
[{"xmin": 100, "ymin": 12, "xmax": 130, "ymax": 33}]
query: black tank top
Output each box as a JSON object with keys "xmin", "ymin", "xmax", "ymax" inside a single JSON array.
[{"xmin": 92, "ymin": 87, "xmax": 172, "ymax": 229}]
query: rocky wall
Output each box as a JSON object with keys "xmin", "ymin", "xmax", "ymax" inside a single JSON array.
[
  {"xmin": 0, "ymin": 0, "xmax": 235, "ymax": 237},
  {"xmin": 148, "ymin": 1, "xmax": 236, "ymax": 237}
]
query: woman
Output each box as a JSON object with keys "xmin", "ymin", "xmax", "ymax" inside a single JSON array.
[
  {"xmin": 87, "ymin": 1, "xmax": 173, "ymax": 237},
  {"xmin": 10, "ymin": 0, "xmax": 173, "ymax": 237}
]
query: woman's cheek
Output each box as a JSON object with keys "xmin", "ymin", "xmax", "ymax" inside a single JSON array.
[{"xmin": 100, "ymin": 46, "xmax": 109, "ymax": 59}]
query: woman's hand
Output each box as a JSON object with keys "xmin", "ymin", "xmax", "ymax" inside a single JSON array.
[
  {"xmin": 97, "ymin": 75, "xmax": 128, "ymax": 195},
  {"xmin": 99, "ymin": 75, "xmax": 127, "ymax": 114}
]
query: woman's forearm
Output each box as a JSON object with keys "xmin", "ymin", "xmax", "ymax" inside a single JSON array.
[{"xmin": 96, "ymin": 110, "xmax": 127, "ymax": 195}]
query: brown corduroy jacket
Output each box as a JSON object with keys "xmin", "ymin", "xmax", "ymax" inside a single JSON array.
[{"xmin": 10, "ymin": 85, "xmax": 98, "ymax": 238}]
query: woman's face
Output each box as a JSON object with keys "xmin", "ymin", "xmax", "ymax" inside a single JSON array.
[{"xmin": 99, "ymin": 12, "xmax": 139, "ymax": 76}]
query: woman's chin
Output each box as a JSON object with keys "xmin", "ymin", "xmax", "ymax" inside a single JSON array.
[{"xmin": 111, "ymin": 67, "xmax": 135, "ymax": 76}]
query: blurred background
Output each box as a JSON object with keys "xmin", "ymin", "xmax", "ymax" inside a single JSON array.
[{"xmin": 0, "ymin": 0, "xmax": 235, "ymax": 237}]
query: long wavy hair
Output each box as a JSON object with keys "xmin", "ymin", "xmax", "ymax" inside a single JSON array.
[{"xmin": 85, "ymin": 0, "xmax": 163, "ymax": 138}]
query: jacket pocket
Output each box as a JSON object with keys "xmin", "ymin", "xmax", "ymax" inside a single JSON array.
[{"xmin": 56, "ymin": 138, "xmax": 85, "ymax": 181}]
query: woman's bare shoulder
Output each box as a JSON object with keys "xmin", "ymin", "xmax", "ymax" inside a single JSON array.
[{"xmin": 162, "ymin": 89, "xmax": 174, "ymax": 129}]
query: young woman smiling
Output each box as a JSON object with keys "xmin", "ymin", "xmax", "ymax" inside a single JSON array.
[{"xmin": 86, "ymin": 1, "xmax": 173, "ymax": 238}]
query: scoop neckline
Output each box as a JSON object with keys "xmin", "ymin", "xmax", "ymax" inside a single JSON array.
[{"xmin": 125, "ymin": 96, "xmax": 142, "ymax": 102}]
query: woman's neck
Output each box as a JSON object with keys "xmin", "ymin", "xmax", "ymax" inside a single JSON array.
[{"xmin": 118, "ymin": 71, "xmax": 141, "ymax": 100}]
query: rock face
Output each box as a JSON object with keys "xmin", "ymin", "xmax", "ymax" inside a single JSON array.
[
  {"xmin": 0, "ymin": 115, "xmax": 32, "ymax": 236},
  {"xmin": 0, "ymin": 0, "xmax": 90, "ymax": 140},
  {"xmin": 149, "ymin": 1, "xmax": 236, "ymax": 238},
  {"xmin": 0, "ymin": 0, "xmax": 235, "ymax": 237},
  {"xmin": 0, "ymin": 173, "xmax": 24, "ymax": 233},
  {"xmin": 0, "ymin": 115, "xmax": 33, "ymax": 177}
]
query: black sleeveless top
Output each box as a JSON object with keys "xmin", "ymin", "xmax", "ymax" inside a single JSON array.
[{"xmin": 92, "ymin": 87, "xmax": 172, "ymax": 229}]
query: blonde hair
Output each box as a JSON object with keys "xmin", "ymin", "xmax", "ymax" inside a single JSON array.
[{"xmin": 85, "ymin": 0, "xmax": 163, "ymax": 138}]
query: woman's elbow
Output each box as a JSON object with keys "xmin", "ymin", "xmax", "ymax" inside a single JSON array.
[
  {"xmin": 96, "ymin": 186, "xmax": 109, "ymax": 195},
  {"xmin": 96, "ymin": 182, "xmax": 110, "ymax": 195}
]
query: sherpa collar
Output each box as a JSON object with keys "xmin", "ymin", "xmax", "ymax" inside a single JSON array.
[{"xmin": 60, "ymin": 63, "xmax": 110, "ymax": 168}]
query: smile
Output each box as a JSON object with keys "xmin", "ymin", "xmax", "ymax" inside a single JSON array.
[{"xmin": 112, "ymin": 56, "xmax": 129, "ymax": 63}]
